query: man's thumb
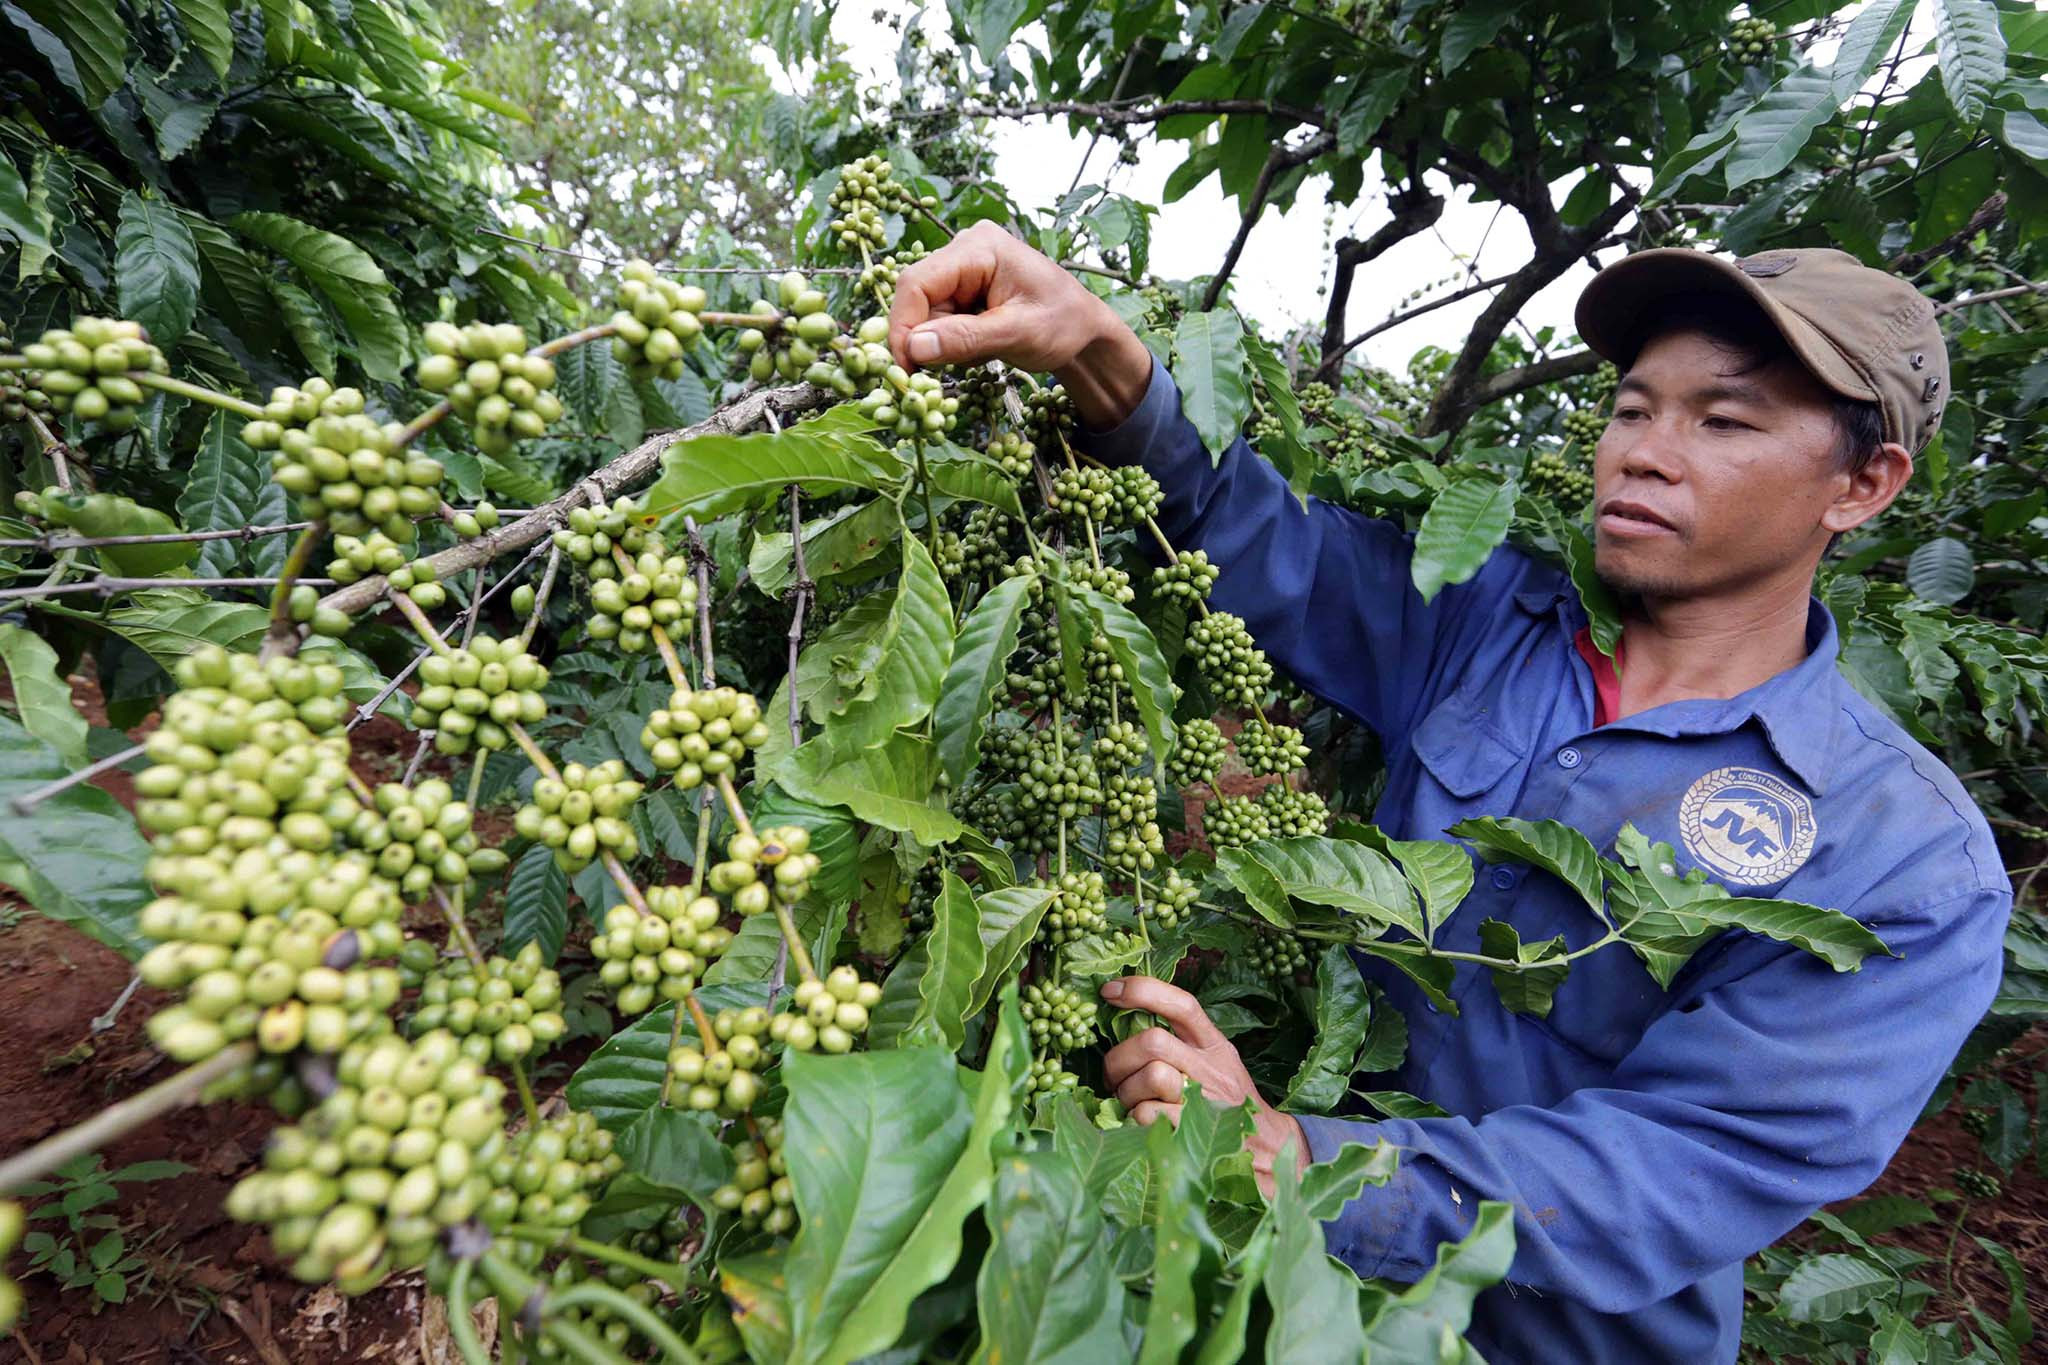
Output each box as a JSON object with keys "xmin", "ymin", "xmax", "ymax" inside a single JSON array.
[{"xmin": 904, "ymin": 313, "xmax": 1005, "ymax": 368}]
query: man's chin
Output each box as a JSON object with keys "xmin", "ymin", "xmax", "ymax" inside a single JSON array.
[{"xmin": 1593, "ymin": 545, "xmax": 1689, "ymax": 602}]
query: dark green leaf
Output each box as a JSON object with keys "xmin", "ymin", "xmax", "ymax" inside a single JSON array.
[
  {"xmin": 230, "ymin": 212, "xmax": 408, "ymax": 381},
  {"xmin": 964, "ymin": 885, "xmax": 1058, "ymax": 1018},
  {"xmin": 972, "ymin": 1148, "xmax": 1128, "ymax": 1365},
  {"xmin": 1687, "ymin": 897, "xmax": 1894, "ymax": 972},
  {"xmin": 1935, "ymin": 0, "xmax": 2008, "ymax": 122},
  {"xmin": 167, "ymin": 0, "xmax": 232, "ymax": 76},
  {"xmin": 179, "ymin": 414, "xmax": 269, "ymax": 580},
  {"xmin": 1412, "ymin": 477, "xmax": 1516, "ymax": 603},
  {"xmin": 0, "ymin": 717, "xmax": 152, "ymax": 957},
  {"xmin": 1726, "ymin": 69, "xmax": 1841, "ymax": 189},
  {"xmin": 831, "ymin": 531, "xmax": 954, "ymax": 750},
  {"xmin": 1300, "ymin": 1140, "xmax": 1402, "ymax": 1222},
  {"xmin": 1476, "ymin": 919, "xmax": 1570, "ymax": 1018},
  {"xmin": 905, "ymin": 871, "xmax": 985, "ymax": 1050},
  {"xmin": 1262, "ymin": 1148, "xmax": 1367, "ymax": 1364},
  {"xmin": 645, "ymin": 420, "xmax": 894, "ymax": 522},
  {"xmin": 1777, "ymin": 1253, "xmax": 1894, "ymax": 1322},
  {"xmin": 1906, "ymin": 537, "xmax": 1974, "ymax": 604},
  {"xmin": 935, "ymin": 574, "xmax": 1033, "ymax": 787},
  {"xmin": 503, "ymin": 844, "xmax": 569, "ymax": 964},
  {"xmin": 1072, "ymin": 584, "xmax": 1178, "ymax": 773},
  {"xmin": 1282, "ymin": 945, "xmax": 1374, "ymax": 1112},
  {"xmin": 769, "ymin": 731, "xmax": 961, "ymax": 844},
  {"xmin": 1440, "ymin": 0, "xmax": 1515, "ymax": 73},
  {"xmin": 115, "ymin": 193, "xmax": 200, "ymax": 348},
  {"xmin": 15, "ymin": 0, "xmax": 126, "ymax": 106},
  {"xmin": 1361, "ymin": 1202, "xmax": 1515, "ymax": 1353},
  {"xmin": 783, "ymin": 1030, "xmax": 1015, "ymax": 1365},
  {"xmin": 1172, "ymin": 310, "xmax": 1252, "ymax": 461},
  {"xmin": 615, "ymin": 1105, "xmax": 731, "ymax": 1209},
  {"xmin": 1449, "ymin": 816, "xmax": 1608, "ymax": 922},
  {"xmin": 0, "ymin": 623, "xmax": 87, "ymax": 768}
]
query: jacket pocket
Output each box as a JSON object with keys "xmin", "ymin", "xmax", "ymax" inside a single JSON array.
[{"xmin": 1410, "ymin": 685, "xmax": 1525, "ymax": 798}]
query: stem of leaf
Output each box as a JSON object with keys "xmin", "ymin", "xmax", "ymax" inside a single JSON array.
[
  {"xmin": 261, "ymin": 522, "xmax": 327, "ymax": 659},
  {"xmin": 392, "ymin": 590, "xmax": 454, "ymax": 655},
  {"xmin": 133, "ymin": 371, "xmax": 265, "ymax": 420},
  {"xmin": 511, "ymin": 1058, "xmax": 542, "ymax": 1129}
]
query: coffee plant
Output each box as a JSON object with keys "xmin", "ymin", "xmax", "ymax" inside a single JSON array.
[{"xmin": 3, "ymin": 0, "xmax": 2046, "ymax": 1358}]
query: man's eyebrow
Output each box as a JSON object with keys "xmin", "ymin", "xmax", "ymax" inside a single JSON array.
[{"xmin": 1614, "ymin": 374, "xmax": 1772, "ymax": 406}]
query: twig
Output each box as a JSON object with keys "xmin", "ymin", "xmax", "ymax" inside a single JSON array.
[
  {"xmin": 261, "ymin": 523, "xmax": 327, "ymax": 660},
  {"xmin": 785, "ymin": 483, "xmax": 811, "ymax": 747},
  {"xmin": 684, "ymin": 517, "xmax": 715, "ymax": 686},
  {"xmin": 0, "ymin": 574, "xmax": 338, "ymax": 603},
  {"xmin": 1935, "ymin": 282, "xmax": 2047, "ymax": 316},
  {"xmin": 0, "ymin": 521, "xmax": 316, "ymax": 550},
  {"xmin": 474, "ymin": 226, "xmax": 861, "ymax": 276},
  {"xmin": 1201, "ymin": 132, "xmax": 1336, "ymax": 311},
  {"xmin": 0, "ymin": 1042, "xmax": 259, "ymax": 1192},
  {"xmin": 319, "ymin": 382, "xmax": 831, "ymax": 617},
  {"xmin": 9, "ymin": 741, "xmax": 145, "ymax": 815},
  {"xmin": 89, "ymin": 973, "xmax": 143, "ymax": 1035}
]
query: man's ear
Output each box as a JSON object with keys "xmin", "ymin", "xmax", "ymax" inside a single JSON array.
[{"xmin": 1821, "ymin": 441, "xmax": 1913, "ymax": 536}]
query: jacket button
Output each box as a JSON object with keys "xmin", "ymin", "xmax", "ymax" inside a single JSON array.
[
  {"xmin": 1557, "ymin": 746, "xmax": 1582, "ymax": 769},
  {"xmin": 1491, "ymin": 867, "xmax": 1517, "ymax": 891}
]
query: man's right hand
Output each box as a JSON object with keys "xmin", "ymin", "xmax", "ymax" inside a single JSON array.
[{"xmin": 887, "ymin": 220, "xmax": 1155, "ymax": 430}]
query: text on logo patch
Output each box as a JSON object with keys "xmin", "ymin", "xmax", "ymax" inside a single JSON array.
[{"xmin": 1678, "ymin": 766, "xmax": 1816, "ymax": 886}]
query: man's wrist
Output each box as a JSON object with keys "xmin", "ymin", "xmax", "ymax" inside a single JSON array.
[{"xmin": 1055, "ymin": 307, "xmax": 1153, "ymax": 431}]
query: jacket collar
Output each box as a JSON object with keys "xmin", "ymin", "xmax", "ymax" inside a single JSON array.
[{"xmin": 1518, "ymin": 589, "xmax": 1843, "ymax": 797}]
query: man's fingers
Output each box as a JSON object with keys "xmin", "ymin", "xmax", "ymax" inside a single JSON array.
[
  {"xmin": 1102, "ymin": 1027, "xmax": 1203, "ymax": 1090},
  {"xmin": 898, "ymin": 311, "xmax": 1024, "ymax": 369},
  {"xmin": 1101, "ymin": 976, "xmax": 1226, "ymax": 1048},
  {"xmin": 887, "ymin": 226, "xmax": 1005, "ymax": 369},
  {"xmin": 1129, "ymin": 1100, "xmax": 1182, "ymax": 1129},
  {"xmin": 1115, "ymin": 1058, "xmax": 1189, "ymax": 1111}
]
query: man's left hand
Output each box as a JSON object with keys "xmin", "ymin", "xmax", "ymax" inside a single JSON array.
[{"xmin": 1100, "ymin": 975, "xmax": 1311, "ymax": 1196}]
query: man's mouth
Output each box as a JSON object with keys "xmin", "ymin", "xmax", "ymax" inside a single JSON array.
[{"xmin": 1596, "ymin": 499, "xmax": 1678, "ymax": 537}]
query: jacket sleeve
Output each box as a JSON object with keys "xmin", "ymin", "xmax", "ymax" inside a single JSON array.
[
  {"xmin": 1291, "ymin": 883, "xmax": 2011, "ymax": 1313},
  {"xmin": 1075, "ymin": 355, "xmax": 1535, "ymax": 746}
]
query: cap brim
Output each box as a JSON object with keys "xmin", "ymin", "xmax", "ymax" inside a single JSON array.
[{"xmin": 1575, "ymin": 249, "xmax": 1879, "ymax": 405}]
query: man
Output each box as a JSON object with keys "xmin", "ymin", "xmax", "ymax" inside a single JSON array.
[{"xmin": 888, "ymin": 227, "xmax": 2011, "ymax": 1362}]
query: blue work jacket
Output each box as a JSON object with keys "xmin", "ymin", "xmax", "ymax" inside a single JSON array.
[{"xmin": 1079, "ymin": 358, "xmax": 2012, "ymax": 1363}]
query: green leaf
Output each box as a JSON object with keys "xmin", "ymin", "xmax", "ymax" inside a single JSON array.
[
  {"xmin": 615, "ymin": 1106, "xmax": 732, "ymax": 1213},
  {"xmin": 1216, "ymin": 837, "xmax": 1420, "ymax": 937},
  {"xmin": 271, "ymin": 278, "xmax": 339, "ymax": 380},
  {"xmin": 1300, "ymin": 1140, "xmax": 1402, "ymax": 1222},
  {"xmin": 565, "ymin": 1004, "xmax": 681, "ymax": 1131},
  {"xmin": 1829, "ymin": 0, "xmax": 1916, "ymax": 102},
  {"xmin": 935, "ymin": 574, "xmax": 1033, "ymax": 787},
  {"xmin": 98, "ymin": 598, "xmax": 268, "ymax": 665},
  {"xmin": 751, "ymin": 786, "xmax": 860, "ymax": 907},
  {"xmin": 0, "ymin": 624, "xmax": 87, "ymax": 769},
  {"xmin": 1192, "ymin": 1221, "xmax": 1273, "ymax": 1365},
  {"xmin": 0, "ymin": 717, "xmax": 152, "ymax": 957},
  {"xmin": 924, "ymin": 458, "xmax": 1025, "ymax": 521},
  {"xmin": 1935, "ymin": 0, "xmax": 2008, "ymax": 123},
  {"xmin": 831, "ymin": 531, "xmax": 954, "ymax": 750},
  {"xmin": 1354, "ymin": 942, "xmax": 1458, "ymax": 1016},
  {"xmin": 749, "ymin": 498, "xmax": 898, "ymax": 598},
  {"xmin": 366, "ymin": 90, "xmax": 506, "ymax": 151},
  {"xmin": 1336, "ymin": 823, "xmax": 1473, "ymax": 941},
  {"xmin": 904, "ymin": 871, "xmax": 986, "ymax": 1050},
  {"xmin": 1868, "ymin": 1313, "xmax": 1926, "ymax": 1365},
  {"xmin": 229, "ymin": 212, "xmax": 408, "ymax": 381},
  {"xmin": 1262, "ymin": 1147, "xmax": 1368, "ymax": 1365},
  {"xmin": 783, "ymin": 1029, "xmax": 1016, "ymax": 1365},
  {"xmin": 1071, "ymin": 584, "xmax": 1177, "ymax": 771},
  {"xmin": 115, "ymin": 194, "xmax": 200, "ymax": 348},
  {"xmin": 1361, "ymin": 1202, "xmax": 1516, "ymax": 1354},
  {"xmin": 645, "ymin": 421, "xmax": 894, "ymax": 522},
  {"xmin": 1682, "ymin": 897, "xmax": 1894, "ymax": 972},
  {"xmin": 964, "ymin": 885, "xmax": 1059, "ymax": 1018},
  {"xmin": 1057, "ymin": 931, "xmax": 1147, "ymax": 995},
  {"xmin": 1171, "ymin": 309, "xmax": 1252, "ymax": 461},
  {"xmin": 769, "ymin": 731, "xmax": 962, "ymax": 844},
  {"xmin": 2000, "ymin": 108, "xmax": 2048, "ymax": 159},
  {"xmin": 179, "ymin": 414, "xmax": 270, "ymax": 580},
  {"xmin": 971, "ymin": 1148, "xmax": 1128, "ymax": 1365},
  {"xmin": 1282, "ymin": 945, "xmax": 1374, "ymax": 1113},
  {"xmin": 1439, "ymin": 0, "xmax": 1515, "ymax": 73},
  {"xmin": 503, "ymin": 844, "xmax": 569, "ymax": 964},
  {"xmin": 705, "ymin": 897, "xmax": 843, "ymax": 988},
  {"xmin": 15, "ymin": 0, "xmax": 127, "ymax": 106},
  {"xmin": 1726, "ymin": 69, "xmax": 1843, "ymax": 189},
  {"xmin": 1412, "ymin": 477, "xmax": 1516, "ymax": 603},
  {"xmin": 1138, "ymin": 1107, "xmax": 1224, "ymax": 1365},
  {"xmin": 1449, "ymin": 816, "xmax": 1608, "ymax": 923},
  {"xmin": 352, "ymin": 0, "xmax": 428, "ymax": 93},
  {"xmin": 1242, "ymin": 329, "xmax": 1311, "ymax": 504},
  {"xmin": 167, "ymin": 0, "xmax": 233, "ymax": 76},
  {"xmin": 1906, "ymin": 536, "xmax": 1974, "ymax": 604},
  {"xmin": 1476, "ymin": 919, "xmax": 1571, "ymax": 1018},
  {"xmin": 1777, "ymin": 1253, "xmax": 1894, "ymax": 1322}
]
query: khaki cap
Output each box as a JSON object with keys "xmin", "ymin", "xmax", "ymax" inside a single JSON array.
[{"xmin": 1575, "ymin": 247, "xmax": 1949, "ymax": 453}]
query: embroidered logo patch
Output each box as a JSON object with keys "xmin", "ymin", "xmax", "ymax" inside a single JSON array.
[{"xmin": 1678, "ymin": 766, "xmax": 1817, "ymax": 886}]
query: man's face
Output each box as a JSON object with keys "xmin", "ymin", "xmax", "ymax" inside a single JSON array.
[{"xmin": 1591, "ymin": 328, "xmax": 1847, "ymax": 601}]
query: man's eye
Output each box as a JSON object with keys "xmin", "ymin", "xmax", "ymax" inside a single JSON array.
[
  {"xmin": 1704, "ymin": 415, "xmax": 1749, "ymax": 431},
  {"xmin": 1614, "ymin": 407, "xmax": 1646, "ymax": 421}
]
